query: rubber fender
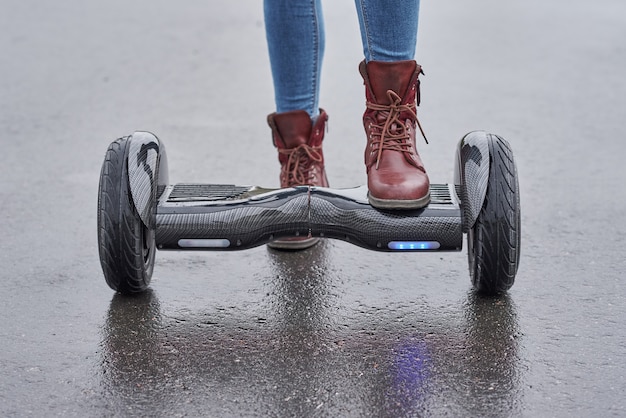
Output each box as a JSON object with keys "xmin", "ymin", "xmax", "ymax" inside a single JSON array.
[
  {"xmin": 127, "ymin": 131, "xmax": 169, "ymax": 228},
  {"xmin": 454, "ymin": 131, "xmax": 491, "ymax": 232}
]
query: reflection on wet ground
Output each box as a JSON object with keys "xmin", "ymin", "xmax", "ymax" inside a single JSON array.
[{"xmin": 101, "ymin": 243, "xmax": 521, "ymax": 417}]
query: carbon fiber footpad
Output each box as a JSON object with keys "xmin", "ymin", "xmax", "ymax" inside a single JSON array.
[
  {"xmin": 156, "ymin": 187, "xmax": 310, "ymax": 250},
  {"xmin": 309, "ymin": 201, "xmax": 462, "ymax": 250},
  {"xmin": 309, "ymin": 185, "xmax": 462, "ymax": 250},
  {"xmin": 155, "ymin": 184, "xmax": 463, "ymax": 251}
]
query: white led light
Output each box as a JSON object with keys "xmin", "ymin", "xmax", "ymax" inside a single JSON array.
[{"xmin": 178, "ymin": 239, "xmax": 231, "ymax": 248}]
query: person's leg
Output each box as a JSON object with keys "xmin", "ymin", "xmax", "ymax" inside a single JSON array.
[
  {"xmin": 264, "ymin": 0, "xmax": 329, "ymax": 249},
  {"xmin": 264, "ymin": 0, "xmax": 325, "ymax": 118},
  {"xmin": 354, "ymin": 0, "xmax": 420, "ymax": 62},
  {"xmin": 354, "ymin": 0, "xmax": 430, "ymax": 209}
]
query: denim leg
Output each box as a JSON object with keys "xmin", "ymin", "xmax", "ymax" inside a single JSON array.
[
  {"xmin": 264, "ymin": 0, "xmax": 325, "ymax": 118},
  {"xmin": 354, "ymin": 0, "xmax": 420, "ymax": 62}
]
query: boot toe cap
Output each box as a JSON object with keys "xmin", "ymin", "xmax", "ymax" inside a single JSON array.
[{"xmin": 367, "ymin": 171, "xmax": 430, "ymax": 209}]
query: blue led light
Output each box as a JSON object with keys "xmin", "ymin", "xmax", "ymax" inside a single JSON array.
[{"xmin": 388, "ymin": 241, "xmax": 440, "ymax": 251}]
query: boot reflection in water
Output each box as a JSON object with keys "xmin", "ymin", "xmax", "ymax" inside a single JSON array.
[{"xmin": 264, "ymin": 0, "xmax": 429, "ymax": 250}]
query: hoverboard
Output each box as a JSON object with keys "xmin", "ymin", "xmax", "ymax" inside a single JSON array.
[{"xmin": 97, "ymin": 131, "xmax": 520, "ymax": 296}]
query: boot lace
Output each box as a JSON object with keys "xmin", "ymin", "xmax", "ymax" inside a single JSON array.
[
  {"xmin": 366, "ymin": 90, "xmax": 428, "ymax": 170},
  {"xmin": 278, "ymin": 143, "xmax": 323, "ymax": 186}
]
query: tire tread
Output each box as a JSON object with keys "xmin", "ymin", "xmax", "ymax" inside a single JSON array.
[
  {"xmin": 97, "ymin": 137, "xmax": 153, "ymax": 294},
  {"xmin": 470, "ymin": 134, "xmax": 521, "ymax": 295}
]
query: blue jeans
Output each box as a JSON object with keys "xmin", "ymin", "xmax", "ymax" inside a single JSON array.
[{"xmin": 264, "ymin": 0, "xmax": 420, "ymax": 117}]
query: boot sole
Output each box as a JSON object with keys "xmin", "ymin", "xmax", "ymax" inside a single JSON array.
[
  {"xmin": 267, "ymin": 237, "xmax": 320, "ymax": 251},
  {"xmin": 368, "ymin": 190, "xmax": 431, "ymax": 210}
]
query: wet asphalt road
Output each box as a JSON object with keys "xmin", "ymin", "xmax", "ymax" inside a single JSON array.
[{"xmin": 1, "ymin": 0, "xmax": 626, "ymax": 416}]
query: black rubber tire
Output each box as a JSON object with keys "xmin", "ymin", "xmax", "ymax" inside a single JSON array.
[
  {"xmin": 97, "ymin": 137, "xmax": 155, "ymax": 294},
  {"xmin": 468, "ymin": 134, "xmax": 521, "ymax": 295}
]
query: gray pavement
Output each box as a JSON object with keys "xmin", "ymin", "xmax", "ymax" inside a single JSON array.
[{"xmin": 1, "ymin": 0, "xmax": 625, "ymax": 416}]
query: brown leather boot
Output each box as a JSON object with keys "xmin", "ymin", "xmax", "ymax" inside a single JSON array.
[
  {"xmin": 360, "ymin": 60, "xmax": 430, "ymax": 209},
  {"xmin": 267, "ymin": 109, "xmax": 329, "ymax": 250}
]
